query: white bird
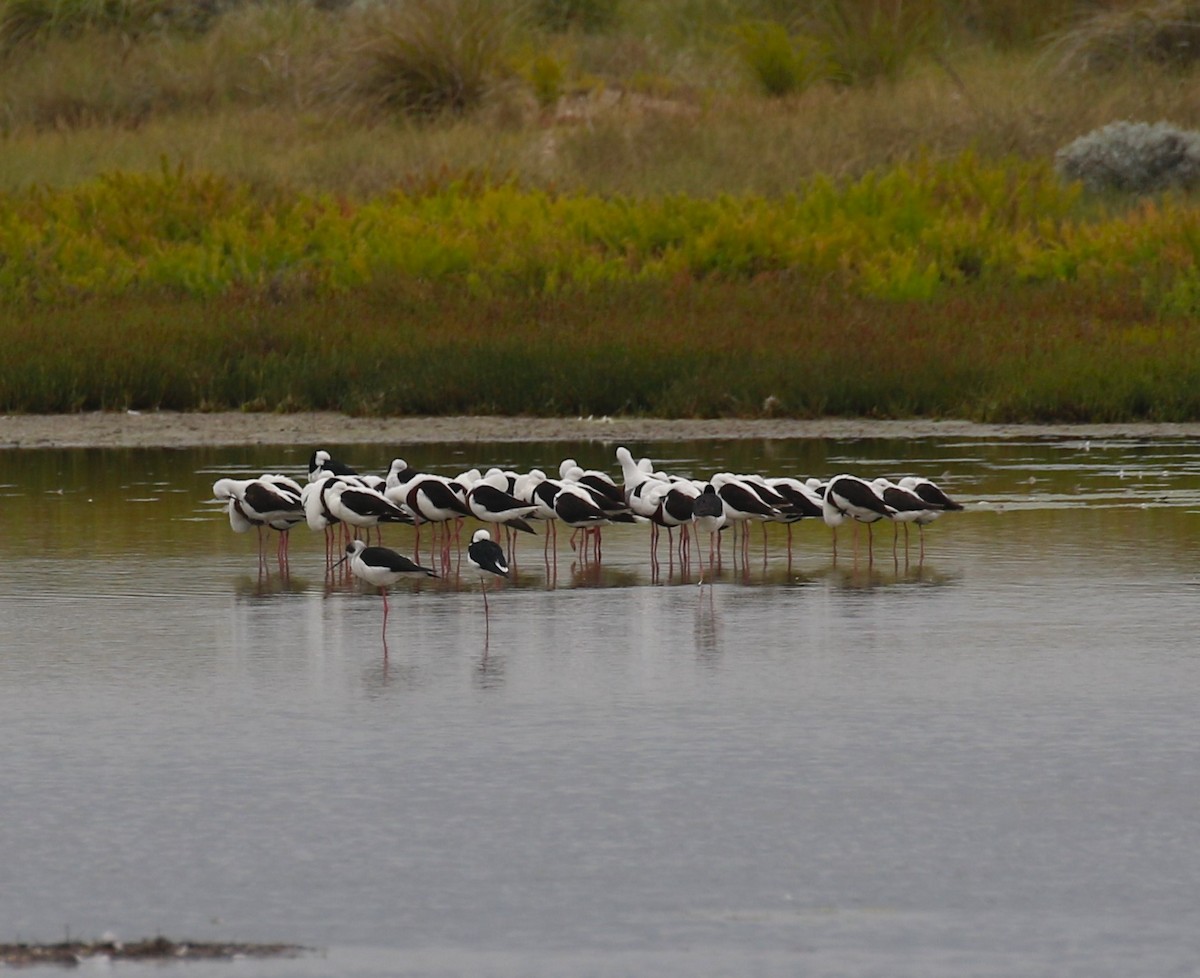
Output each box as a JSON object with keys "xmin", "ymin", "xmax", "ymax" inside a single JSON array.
[
  {"xmin": 334, "ymin": 540, "xmax": 438, "ymax": 635},
  {"xmin": 898, "ymin": 476, "xmax": 965, "ymax": 512},
  {"xmin": 898, "ymin": 476, "xmax": 964, "ymax": 555},
  {"xmin": 711, "ymin": 472, "xmax": 782, "ymax": 562},
  {"xmin": 872, "ymin": 478, "xmax": 944, "ymax": 555},
  {"xmin": 822, "ymin": 474, "xmax": 895, "ymax": 558},
  {"xmin": 300, "ymin": 475, "xmax": 347, "ymax": 563},
  {"xmin": 389, "ymin": 463, "xmax": 471, "ymax": 560},
  {"xmin": 325, "ymin": 479, "xmax": 413, "ymax": 542},
  {"xmin": 212, "ymin": 475, "xmax": 304, "ymax": 567},
  {"xmin": 212, "ymin": 477, "xmax": 259, "ymax": 534},
  {"xmin": 763, "ymin": 475, "xmax": 825, "ymax": 559},
  {"xmin": 466, "ymin": 470, "xmax": 539, "ymax": 537},
  {"xmin": 552, "ymin": 481, "xmax": 635, "ymax": 561},
  {"xmin": 308, "ymin": 449, "xmax": 357, "ymax": 482},
  {"xmin": 559, "ymin": 457, "xmax": 624, "ymax": 510},
  {"xmin": 514, "ymin": 469, "xmax": 562, "ymax": 553},
  {"xmin": 691, "ymin": 483, "xmax": 727, "ymax": 581},
  {"xmin": 467, "ymin": 528, "xmax": 510, "ymax": 622}
]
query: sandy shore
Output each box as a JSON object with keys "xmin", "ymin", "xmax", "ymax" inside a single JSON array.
[{"xmin": 4, "ymin": 411, "xmax": 1200, "ymax": 449}]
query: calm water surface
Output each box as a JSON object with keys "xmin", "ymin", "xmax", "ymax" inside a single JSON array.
[{"xmin": 3, "ymin": 435, "xmax": 1200, "ymax": 977}]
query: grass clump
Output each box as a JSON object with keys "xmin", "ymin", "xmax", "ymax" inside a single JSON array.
[
  {"xmin": 0, "ymin": 0, "xmax": 177, "ymax": 51},
  {"xmin": 732, "ymin": 19, "xmax": 828, "ymax": 97},
  {"xmin": 1048, "ymin": 0, "xmax": 1200, "ymax": 74},
  {"xmin": 532, "ymin": 0, "xmax": 620, "ymax": 34},
  {"xmin": 349, "ymin": 0, "xmax": 519, "ymax": 119},
  {"xmin": 804, "ymin": 0, "xmax": 940, "ymax": 87}
]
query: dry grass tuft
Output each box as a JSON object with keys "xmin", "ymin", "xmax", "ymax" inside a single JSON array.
[
  {"xmin": 1047, "ymin": 0, "xmax": 1200, "ymax": 75},
  {"xmin": 345, "ymin": 0, "xmax": 519, "ymax": 120}
]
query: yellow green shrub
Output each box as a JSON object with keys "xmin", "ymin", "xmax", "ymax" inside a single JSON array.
[{"xmin": 1, "ymin": 153, "xmax": 1199, "ymax": 308}]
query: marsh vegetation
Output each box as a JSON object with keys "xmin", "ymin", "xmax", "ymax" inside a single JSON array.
[{"xmin": 2, "ymin": 0, "xmax": 1200, "ymax": 420}]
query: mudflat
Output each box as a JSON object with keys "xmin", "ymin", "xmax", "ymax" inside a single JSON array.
[{"xmin": 5, "ymin": 412, "xmax": 1200, "ymax": 449}]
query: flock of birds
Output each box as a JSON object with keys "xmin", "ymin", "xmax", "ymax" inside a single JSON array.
[{"xmin": 211, "ymin": 447, "xmax": 965, "ymax": 630}]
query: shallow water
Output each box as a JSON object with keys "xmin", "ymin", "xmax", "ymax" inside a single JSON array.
[{"xmin": 3, "ymin": 435, "xmax": 1200, "ymax": 977}]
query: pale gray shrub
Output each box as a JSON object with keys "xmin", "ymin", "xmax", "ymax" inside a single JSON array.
[{"xmin": 1055, "ymin": 120, "xmax": 1200, "ymax": 193}]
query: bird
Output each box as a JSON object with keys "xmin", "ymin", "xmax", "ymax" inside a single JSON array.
[
  {"xmin": 212, "ymin": 477, "xmax": 261, "ymax": 538},
  {"xmin": 764, "ymin": 475, "xmax": 825, "ymax": 560},
  {"xmin": 872, "ymin": 478, "xmax": 943, "ymax": 555},
  {"xmin": 559, "ymin": 457, "xmax": 624, "ymax": 509},
  {"xmin": 711, "ymin": 473, "xmax": 782, "ymax": 562},
  {"xmin": 243, "ymin": 474, "xmax": 305, "ymax": 564},
  {"xmin": 898, "ymin": 476, "xmax": 965, "ymax": 512},
  {"xmin": 324, "ymin": 479, "xmax": 414, "ymax": 542},
  {"xmin": 467, "ymin": 528, "xmax": 510, "ymax": 621},
  {"xmin": 333, "ymin": 540, "xmax": 438, "ymax": 636},
  {"xmin": 898, "ymin": 476, "xmax": 964, "ymax": 555},
  {"xmin": 616, "ymin": 446, "xmax": 695, "ymax": 563},
  {"xmin": 390, "ymin": 465, "xmax": 472, "ymax": 562},
  {"xmin": 764, "ymin": 476, "xmax": 825, "ymax": 521},
  {"xmin": 465, "ymin": 471, "xmax": 539, "ymax": 537},
  {"xmin": 309, "ymin": 449, "xmax": 357, "ymax": 482},
  {"xmin": 513, "ymin": 468, "xmax": 563, "ymax": 554},
  {"xmin": 212, "ymin": 475, "xmax": 304, "ymax": 568},
  {"xmin": 553, "ymin": 481, "xmax": 636, "ymax": 561},
  {"xmin": 301, "ymin": 475, "xmax": 347, "ymax": 563},
  {"xmin": 822, "ymin": 474, "xmax": 895, "ymax": 558},
  {"xmin": 691, "ymin": 482, "xmax": 727, "ymax": 581}
]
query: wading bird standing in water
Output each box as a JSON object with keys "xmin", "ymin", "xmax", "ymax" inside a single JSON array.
[
  {"xmin": 467, "ymin": 528, "xmax": 510, "ymax": 635},
  {"xmin": 334, "ymin": 540, "xmax": 438, "ymax": 642}
]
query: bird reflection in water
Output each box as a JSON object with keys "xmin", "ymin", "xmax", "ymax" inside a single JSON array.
[{"xmin": 694, "ymin": 590, "xmax": 722, "ymax": 663}]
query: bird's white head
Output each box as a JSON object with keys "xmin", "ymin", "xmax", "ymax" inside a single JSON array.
[
  {"xmin": 386, "ymin": 458, "xmax": 408, "ymax": 485},
  {"xmin": 471, "ymin": 529, "xmax": 492, "ymax": 544}
]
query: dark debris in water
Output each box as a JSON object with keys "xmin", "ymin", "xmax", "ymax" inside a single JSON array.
[{"xmin": 0, "ymin": 936, "xmax": 309, "ymax": 967}]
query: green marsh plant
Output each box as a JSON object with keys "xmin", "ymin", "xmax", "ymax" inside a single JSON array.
[
  {"xmin": 805, "ymin": 0, "xmax": 941, "ymax": 86},
  {"xmin": 731, "ymin": 19, "xmax": 828, "ymax": 96}
]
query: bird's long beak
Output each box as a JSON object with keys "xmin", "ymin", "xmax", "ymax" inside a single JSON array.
[{"xmin": 331, "ymin": 555, "xmax": 349, "ymax": 569}]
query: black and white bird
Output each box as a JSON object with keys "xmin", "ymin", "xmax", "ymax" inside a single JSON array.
[
  {"xmin": 390, "ymin": 465, "xmax": 472, "ymax": 559},
  {"xmin": 514, "ymin": 469, "xmax": 563, "ymax": 553},
  {"xmin": 212, "ymin": 475, "xmax": 304, "ymax": 567},
  {"xmin": 710, "ymin": 473, "xmax": 781, "ymax": 561},
  {"xmin": 898, "ymin": 476, "xmax": 964, "ymax": 555},
  {"xmin": 465, "ymin": 471, "xmax": 538, "ymax": 536},
  {"xmin": 691, "ymin": 483, "xmax": 727, "ymax": 580},
  {"xmin": 822, "ymin": 474, "xmax": 896, "ymax": 558},
  {"xmin": 467, "ymin": 528, "xmax": 510, "ymax": 620},
  {"xmin": 553, "ymin": 481, "xmax": 636, "ymax": 561},
  {"xmin": 559, "ymin": 458, "xmax": 624, "ymax": 510},
  {"xmin": 309, "ymin": 449, "xmax": 358, "ymax": 482},
  {"xmin": 301, "ymin": 475, "xmax": 346, "ymax": 562},
  {"xmin": 898, "ymin": 476, "xmax": 965, "ymax": 512},
  {"xmin": 334, "ymin": 540, "xmax": 438, "ymax": 631},
  {"xmin": 325, "ymin": 479, "xmax": 413, "ymax": 542},
  {"xmin": 616, "ymin": 446, "xmax": 696, "ymax": 562},
  {"xmin": 872, "ymin": 478, "xmax": 943, "ymax": 554},
  {"xmin": 763, "ymin": 475, "xmax": 825, "ymax": 559}
]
